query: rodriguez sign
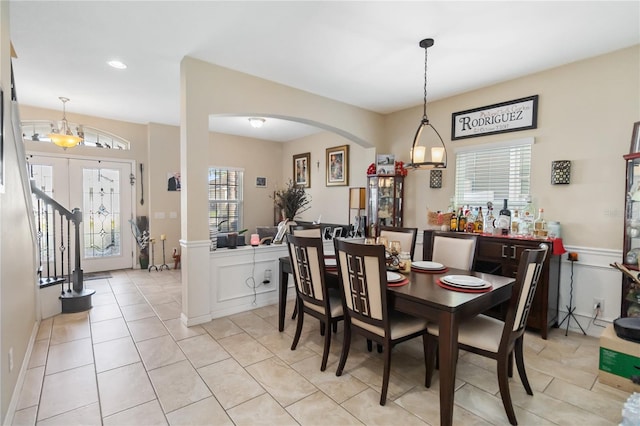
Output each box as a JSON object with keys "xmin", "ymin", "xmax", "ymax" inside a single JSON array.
[{"xmin": 452, "ymin": 95, "xmax": 538, "ymax": 140}]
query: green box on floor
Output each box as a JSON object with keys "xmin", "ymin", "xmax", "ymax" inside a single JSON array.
[{"xmin": 599, "ymin": 324, "xmax": 640, "ymax": 393}]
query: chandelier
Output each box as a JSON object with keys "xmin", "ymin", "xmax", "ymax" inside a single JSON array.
[
  {"xmin": 48, "ymin": 97, "xmax": 83, "ymax": 149},
  {"xmin": 407, "ymin": 38, "xmax": 447, "ymax": 170}
]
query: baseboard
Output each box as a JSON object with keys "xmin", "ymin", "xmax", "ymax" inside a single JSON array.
[{"xmin": 3, "ymin": 320, "xmax": 39, "ymax": 426}]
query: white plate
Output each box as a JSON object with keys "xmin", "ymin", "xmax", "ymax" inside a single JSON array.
[
  {"xmin": 386, "ymin": 271, "xmax": 404, "ymax": 283},
  {"xmin": 325, "ymin": 258, "xmax": 337, "ymax": 267},
  {"xmin": 441, "ymin": 275, "xmax": 488, "ymax": 288},
  {"xmin": 412, "ymin": 261, "xmax": 445, "ymax": 270}
]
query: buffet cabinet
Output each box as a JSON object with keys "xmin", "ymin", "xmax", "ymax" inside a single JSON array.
[
  {"xmin": 423, "ymin": 230, "xmax": 560, "ymax": 339},
  {"xmin": 366, "ymin": 175, "xmax": 404, "ymax": 230}
]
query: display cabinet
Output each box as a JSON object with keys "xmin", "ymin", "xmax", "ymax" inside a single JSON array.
[
  {"xmin": 366, "ymin": 175, "xmax": 404, "ymax": 232},
  {"xmin": 622, "ymin": 147, "xmax": 640, "ymax": 317}
]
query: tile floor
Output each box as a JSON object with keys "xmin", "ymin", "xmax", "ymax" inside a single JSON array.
[{"xmin": 11, "ymin": 268, "xmax": 628, "ymax": 425}]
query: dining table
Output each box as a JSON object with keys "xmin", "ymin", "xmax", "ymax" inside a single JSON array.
[{"xmin": 278, "ymin": 256, "xmax": 514, "ymax": 426}]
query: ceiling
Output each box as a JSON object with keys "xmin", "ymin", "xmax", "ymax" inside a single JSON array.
[{"xmin": 9, "ymin": 1, "xmax": 640, "ymax": 142}]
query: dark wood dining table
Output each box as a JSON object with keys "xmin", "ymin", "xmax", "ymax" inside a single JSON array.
[{"xmin": 278, "ymin": 256, "xmax": 515, "ymax": 426}]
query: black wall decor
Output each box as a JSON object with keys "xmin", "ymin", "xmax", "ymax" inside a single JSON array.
[
  {"xmin": 430, "ymin": 169, "xmax": 442, "ymax": 188},
  {"xmin": 551, "ymin": 160, "xmax": 571, "ymax": 185}
]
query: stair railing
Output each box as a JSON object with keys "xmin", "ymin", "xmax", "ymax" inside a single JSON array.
[{"xmin": 30, "ymin": 180, "xmax": 84, "ymax": 294}]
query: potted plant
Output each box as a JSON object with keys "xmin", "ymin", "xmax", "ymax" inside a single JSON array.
[
  {"xmin": 273, "ymin": 180, "xmax": 311, "ymax": 221},
  {"xmin": 130, "ymin": 217, "xmax": 150, "ymax": 269}
]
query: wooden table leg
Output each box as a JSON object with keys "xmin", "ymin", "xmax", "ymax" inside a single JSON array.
[
  {"xmin": 278, "ymin": 259, "xmax": 289, "ymax": 332},
  {"xmin": 438, "ymin": 311, "xmax": 459, "ymax": 426}
]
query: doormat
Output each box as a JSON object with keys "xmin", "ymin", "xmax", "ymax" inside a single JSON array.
[{"xmin": 84, "ymin": 272, "xmax": 112, "ymax": 281}]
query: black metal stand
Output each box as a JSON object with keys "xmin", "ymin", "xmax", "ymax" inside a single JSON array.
[
  {"xmin": 558, "ymin": 258, "xmax": 586, "ymax": 336},
  {"xmin": 160, "ymin": 239, "xmax": 170, "ymax": 271},
  {"xmin": 148, "ymin": 240, "xmax": 158, "ymax": 272}
]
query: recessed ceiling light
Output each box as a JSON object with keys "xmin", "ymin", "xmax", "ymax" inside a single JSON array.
[
  {"xmin": 107, "ymin": 60, "xmax": 127, "ymax": 69},
  {"xmin": 248, "ymin": 117, "xmax": 265, "ymax": 128}
]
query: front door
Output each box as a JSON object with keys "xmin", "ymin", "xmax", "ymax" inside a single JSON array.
[{"xmin": 28, "ymin": 154, "xmax": 135, "ymax": 273}]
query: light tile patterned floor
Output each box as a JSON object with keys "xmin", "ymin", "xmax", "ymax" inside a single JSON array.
[{"xmin": 11, "ymin": 268, "xmax": 627, "ymax": 425}]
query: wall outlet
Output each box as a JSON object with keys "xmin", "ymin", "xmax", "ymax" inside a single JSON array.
[
  {"xmin": 8, "ymin": 347, "xmax": 13, "ymax": 372},
  {"xmin": 593, "ymin": 298, "xmax": 605, "ymax": 315}
]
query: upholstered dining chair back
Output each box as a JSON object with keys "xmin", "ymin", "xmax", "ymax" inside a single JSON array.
[
  {"xmin": 334, "ymin": 239, "xmax": 387, "ymax": 332},
  {"xmin": 508, "ymin": 244, "xmax": 548, "ymax": 335},
  {"xmin": 290, "ymin": 224, "xmax": 322, "ymax": 238},
  {"xmin": 286, "ymin": 234, "xmax": 343, "ymax": 371},
  {"xmin": 431, "ymin": 233, "xmax": 478, "ymax": 270},
  {"xmin": 379, "ymin": 226, "xmax": 418, "ymax": 259}
]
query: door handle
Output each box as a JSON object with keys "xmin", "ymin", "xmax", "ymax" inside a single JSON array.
[
  {"xmin": 501, "ymin": 245, "xmax": 508, "ymax": 258},
  {"xmin": 511, "ymin": 246, "xmax": 517, "ymax": 259}
]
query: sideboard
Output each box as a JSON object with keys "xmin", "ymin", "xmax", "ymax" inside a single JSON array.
[{"xmin": 423, "ymin": 230, "xmax": 560, "ymax": 339}]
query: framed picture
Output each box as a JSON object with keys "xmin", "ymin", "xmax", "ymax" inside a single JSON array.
[
  {"xmin": 376, "ymin": 154, "xmax": 395, "ymax": 175},
  {"xmin": 256, "ymin": 177, "xmax": 267, "ymax": 188},
  {"xmin": 167, "ymin": 171, "xmax": 181, "ymax": 191},
  {"xmin": 451, "ymin": 95, "xmax": 538, "ymax": 140},
  {"xmin": 293, "ymin": 152, "xmax": 310, "ymax": 188},
  {"xmin": 630, "ymin": 121, "xmax": 640, "ymax": 154},
  {"xmin": 326, "ymin": 145, "xmax": 349, "ymax": 186}
]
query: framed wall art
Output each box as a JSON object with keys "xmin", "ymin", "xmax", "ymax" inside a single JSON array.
[
  {"xmin": 293, "ymin": 152, "xmax": 310, "ymax": 188},
  {"xmin": 256, "ymin": 177, "xmax": 267, "ymax": 188},
  {"xmin": 452, "ymin": 95, "xmax": 538, "ymax": 140},
  {"xmin": 326, "ymin": 144, "xmax": 349, "ymax": 186}
]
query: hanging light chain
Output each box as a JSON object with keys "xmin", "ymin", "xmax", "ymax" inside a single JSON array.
[{"xmin": 422, "ymin": 44, "xmax": 428, "ymax": 120}]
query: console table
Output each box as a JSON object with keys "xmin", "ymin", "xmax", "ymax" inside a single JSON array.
[{"xmin": 423, "ymin": 230, "xmax": 561, "ymax": 339}]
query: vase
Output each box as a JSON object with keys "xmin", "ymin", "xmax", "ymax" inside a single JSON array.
[
  {"xmin": 139, "ymin": 256, "xmax": 149, "ymax": 270},
  {"xmin": 227, "ymin": 232, "xmax": 238, "ymax": 249}
]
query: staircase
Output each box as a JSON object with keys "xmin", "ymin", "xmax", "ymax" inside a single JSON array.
[{"xmin": 31, "ymin": 181, "xmax": 95, "ymax": 313}]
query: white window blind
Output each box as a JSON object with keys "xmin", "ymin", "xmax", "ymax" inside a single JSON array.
[
  {"xmin": 208, "ymin": 168, "xmax": 244, "ymax": 232},
  {"xmin": 454, "ymin": 138, "xmax": 533, "ymax": 210}
]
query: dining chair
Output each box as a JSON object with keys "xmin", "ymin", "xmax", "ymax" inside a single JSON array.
[
  {"xmin": 286, "ymin": 234, "xmax": 343, "ymax": 371},
  {"xmin": 379, "ymin": 226, "xmax": 418, "ymax": 259},
  {"xmin": 425, "ymin": 243, "xmax": 548, "ymax": 425},
  {"xmin": 430, "ymin": 232, "xmax": 478, "ymax": 270},
  {"xmin": 333, "ymin": 239, "xmax": 429, "ymax": 405},
  {"xmin": 290, "ymin": 225, "xmax": 322, "ymax": 238}
]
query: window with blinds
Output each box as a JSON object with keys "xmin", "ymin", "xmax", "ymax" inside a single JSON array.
[
  {"xmin": 454, "ymin": 138, "xmax": 533, "ymax": 210},
  {"xmin": 208, "ymin": 168, "xmax": 243, "ymax": 232}
]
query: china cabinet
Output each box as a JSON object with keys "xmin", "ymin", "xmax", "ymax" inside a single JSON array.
[
  {"xmin": 622, "ymin": 147, "xmax": 640, "ymax": 317},
  {"xmin": 366, "ymin": 175, "xmax": 404, "ymax": 231}
]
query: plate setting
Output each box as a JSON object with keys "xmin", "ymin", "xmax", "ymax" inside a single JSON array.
[
  {"xmin": 386, "ymin": 271, "xmax": 404, "ymax": 283},
  {"xmin": 441, "ymin": 275, "xmax": 490, "ymax": 289},
  {"xmin": 412, "ymin": 261, "xmax": 446, "ymax": 271}
]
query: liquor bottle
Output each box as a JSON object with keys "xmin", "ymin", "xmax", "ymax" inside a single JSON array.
[
  {"xmin": 497, "ymin": 199, "xmax": 511, "ymax": 234},
  {"xmin": 457, "ymin": 207, "xmax": 467, "ymax": 232},
  {"xmin": 475, "ymin": 207, "xmax": 484, "ymax": 233},
  {"xmin": 484, "ymin": 205, "xmax": 495, "ymax": 234},
  {"xmin": 520, "ymin": 195, "xmax": 535, "ymax": 236},
  {"xmin": 450, "ymin": 209, "xmax": 458, "ymax": 232},
  {"xmin": 534, "ymin": 208, "xmax": 548, "ymax": 239},
  {"xmin": 511, "ymin": 209, "xmax": 520, "ymax": 235}
]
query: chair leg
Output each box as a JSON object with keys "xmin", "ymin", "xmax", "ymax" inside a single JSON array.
[
  {"xmin": 336, "ymin": 322, "xmax": 351, "ymax": 376},
  {"xmin": 508, "ymin": 350, "xmax": 514, "ymax": 378},
  {"xmin": 377, "ymin": 343, "xmax": 383, "ymax": 353},
  {"xmin": 332, "ymin": 321, "xmax": 338, "ymax": 333},
  {"xmin": 514, "ymin": 337, "xmax": 533, "ymax": 395},
  {"xmin": 292, "ymin": 303, "xmax": 298, "ymax": 320},
  {"xmin": 366, "ymin": 339, "xmax": 373, "ymax": 352},
  {"xmin": 320, "ymin": 322, "xmax": 326, "ymax": 336},
  {"xmin": 497, "ymin": 354, "xmax": 517, "ymax": 425},
  {"xmin": 380, "ymin": 341, "xmax": 392, "ymax": 405},
  {"xmin": 291, "ymin": 300, "xmax": 304, "ymax": 351},
  {"xmin": 320, "ymin": 320, "xmax": 332, "ymax": 371}
]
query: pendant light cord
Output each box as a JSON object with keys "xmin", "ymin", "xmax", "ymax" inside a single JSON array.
[{"xmin": 422, "ymin": 45, "xmax": 428, "ymax": 121}]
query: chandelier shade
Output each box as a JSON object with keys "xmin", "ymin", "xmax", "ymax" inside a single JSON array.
[
  {"xmin": 48, "ymin": 97, "xmax": 82, "ymax": 149},
  {"xmin": 407, "ymin": 38, "xmax": 447, "ymax": 170}
]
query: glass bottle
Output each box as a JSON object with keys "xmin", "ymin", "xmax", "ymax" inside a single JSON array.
[
  {"xmin": 457, "ymin": 207, "xmax": 467, "ymax": 232},
  {"xmin": 475, "ymin": 207, "xmax": 484, "ymax": 233},
  {"xmin": 484, "ymin": 205, "xmax": 495, "ymax": 234},
  {"xmin": 520, "ymin": 195, "xmax": 535, "ymax": 236},
  {"xmin": 497, "ymin": 199, "xmax": 511, "ymax": 234},
  {"xmin": 511, "ymin": 209, "xmax": 520, "ymax": 235},
  {"xmin": 534, "ymin": 208, "xmax": 548, "ymax": 239},
  {"xmin": 450, "ymin": 209, "xmax": 458, "ymax": 232}
]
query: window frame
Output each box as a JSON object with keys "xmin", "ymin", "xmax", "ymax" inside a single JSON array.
[
  {"xmin": 208, "ymin": 167, "xmax": 244, "ymax": 233},
  {"xmin": 453, "ymin": 137, "xmax": 534, "ymax": 210}
]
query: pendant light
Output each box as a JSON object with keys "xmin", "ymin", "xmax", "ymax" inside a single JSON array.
[
  {"xmin": 49, "ymin": 97, "xmax": 82, "ymax": 149},
  {"xmin": 407, "ymin": 38, "xmax": 447, "ymax": 170}
]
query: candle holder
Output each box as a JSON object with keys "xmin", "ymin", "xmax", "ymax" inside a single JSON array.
[
  {"xmin": 160, "ymin": 238, "xmax": 170, "ymax": 271},
  {"xmin": 148, "ymin": 239, "xmax": 158, "ymax": 272}
]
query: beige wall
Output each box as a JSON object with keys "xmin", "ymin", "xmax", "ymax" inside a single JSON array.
[
  {"xmin": 387, "ymin": 45, "xmax": 640, "ymax": 250},
  {"xmin": 0, "ymin": 1, "xmax": 38, "ymax": 421}
]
